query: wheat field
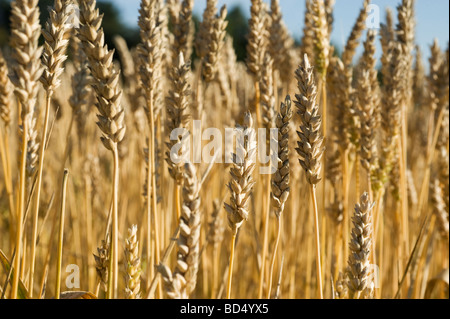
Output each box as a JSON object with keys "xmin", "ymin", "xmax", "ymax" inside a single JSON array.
[{"xmin": 0, "ymin": 0, "xmax": 448, "ymax": 300}]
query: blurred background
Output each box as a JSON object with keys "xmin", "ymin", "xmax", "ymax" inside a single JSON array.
[{"xmin": 0, "ymin": 0, "xmax": 449, "ymax": 67}]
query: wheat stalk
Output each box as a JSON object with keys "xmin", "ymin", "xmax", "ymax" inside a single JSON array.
[
  {"xmin": 267, "ymin": 95, "xmax": 292, "ymax": 298},
  {"xmin": 8, "ymin": 0, "xmax": 43, "ymax": 299},
  {"xmin": 294, "ymin": 54, "xmax": 325, "ymax": 298},
  {"xmin": 79, "ymin": 0, "xmax": 126, "ymax": 298},
  {"xmin": 224, "ymin": 112, "xmax": 256, "ymax": 298},
  {"xmin": 29, "ymin": 0, "xmax": 72, "ymax": 297},
  {"xmin": 54, "ymin": 168, "xmax": 69, "ymax": 299},
  {"xmin": 137, "ymin": 0, "xmax": 164, "ymax": 298}
]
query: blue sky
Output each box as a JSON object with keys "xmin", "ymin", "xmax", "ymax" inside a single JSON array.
[{"xmin": 103, "ymin": 0, "xmax": 449, "ymax": 65}]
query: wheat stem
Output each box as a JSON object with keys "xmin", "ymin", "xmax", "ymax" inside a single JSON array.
[
  {"xmin": 226, "ymin": 232, "xmax": 237, "ymax": 299},
  {"xmin": 258, "ymin": 176, "xmax": 271, "ymax": 299},
  {"xmin": 55, "ymin": 169, "xmax": 69, "ymax": 299},
  {"xmin": 267, "ymin": 216, "xmax": 282, "ymax": 298},
  {"xmin": 310, "ymin": 185, "xmax": 323, "ymax": 299},
  {"xmin": 28, "ymin": 94, "xmax": 52, "ymax": 297},
  {"xmin": 11, "ymin": 118, "xmax": 28, "ymax": 299}
]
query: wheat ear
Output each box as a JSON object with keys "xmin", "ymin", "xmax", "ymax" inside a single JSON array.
[
  {"xmin": 269, "ymin": 0, "xmax": 294, "ymax": 86},
  {"xmin": 94, "ymin": 240, "xmax": 109, "ymax": 297},
  {"xmin": 202, "ymin": 6, "xmax": 228, "ymax": 83},
  {"xmin": 0, "ymin": 50, "xmax": 12, "ymax": 128},
  {"xmin": 224, "ymin": 112, "xmax": 257, "ymax": 299},
  {"xmin": 294, "ymin": 54, "xmax": 325, "ymax": 299},
  {"xmin": 173, "ymin": 0, "xmax": 194, "ymax": 61},
  {"xmin": 137, "ymin": 0, "xmax": 164, "ymax": 298},
  {"xmin": 430, "ymin": 179, "xmax": 449, "ymax": 242},
  {"xmin": 124, "ymin": 225, "xmax": 142, "ymax": 299},
  {"xmin": 247, "ymin": 0, "xmax": 268, "ymax": 126},
  {"xmin": 347, "ymin": 192, "xmax": 375, "ymax": 299},
  {"xmin": 0, "ymin": 50, "xmax": 14, "ymax": 227},
  {"xmin": 195, "ymin": 0, "xmax": 218, "ymax": 61},
  {"xmin": 300, "ymin": 0, "xmax": 314, "ymax": 58},
  {"xmin": 396, "ymin": 0, "xmax": 415, "ymax": 261},
  {"xmin": 257, "ymin": 52, "xmax": 276, "ymax": 299},
  {"xmin": 79, "ymin": 0, "xmax": 126, "ymax": 298},
  {"xmin": 69, "ymin": 34, "xmax": 92, "ymax": 141},
  {"xmin": 157, "ymin": 162, "xmax": 201, "ymax": 299},
  {"xmin": 29, "ymin": 0, "xmax": 72, "ymax": 297},
  {"xmin": 357, "ymin": 29, "xmax": 379, "ymax": 198},
  {"xmin": 267, "ymin": 95, "xmax": 292, "ymax": 298},
  {"xmin": 342, "ymin": 0, "xmax": 370, "ymax": 66},
  {"xmin": 8, "ymin": 0, "xmax": 43, "ymax": 299}
]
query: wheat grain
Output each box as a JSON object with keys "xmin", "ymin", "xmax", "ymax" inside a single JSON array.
[{"xmin": 124, "ymin": 225, "xmax": 141, "ymax": 299}]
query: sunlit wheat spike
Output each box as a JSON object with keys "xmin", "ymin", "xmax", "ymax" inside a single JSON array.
[
  {"xmin": 165, "ymin": 52, "xmax": 191, "ymax": 185},
  {"xmin": 308, "ymin": 0, "xmax": 329, "ymax": 78},
  {"xmin": 300, "ymin": 0, "xmax": 314, "ymax": 59},
  {"xmin": 69, "ymin": 33, "xmax": 92, "ymax": 138},
  {"xmin": 137, "ymin": 0, "xmax": 164, "ymax": 118},
  {"xmin": 9, "ymin": 0, "xmax": 43, "ymax": 180},
  {"xmin": 78, "ymin": 0, "xmax": 126, "ymax": 151},
  {"xmin": 173, "ymin": 0, "xmax": 194, "ymax": 61},
  {"xmin": 357, "ymin": 30, "xmax": 379, "ymax": 174},
  {"xmin": 195, "ymin": 0, "xmax": 218, "ymax": 61},
  {"xmin": 269, "ymin": 0, "xmax": 294, "ymax": 82},
  {"xmin": 430, "ymin": 179, "xmax": 449, "ymax": 242},
  {"xmin": 342, "ymin": 0, "xmax": 370, "ymax": 66},
  {"xmin": 271, "ymin": 95, "xmax": 292, "ymax": 217},
  {"xmin": 246, "ymin": 0, "xmax": 268, "ymax": 78},
  {"xmin": 346, "ymin": 192, "xmax": 375, "ymax": 299},
  {"xmin": 94, "ymin": 240, "xmax": 110, "ymax": 293},
  {"xmin": 224, "ymin": 112, "xmax": 257, "ymax": 234},
  {"xmin": 124, "ymin": 225, "xmax": 141, "ymax": 299},
  {"xmin": 0, "ymin": 50, "xmax": 12, "ymax": 127},
  {"xmin": 294, "ymin": 54, "xmax": 325, "ymax": 185},
  {"xmin": 334, "ymin": 272, "xmax": 349, "ymax": 299},
  {"xmin": 173, "ymin": 162, "xmax": 201, "ymax": 297},
  {"xmin": 376, "ymin": 42, "xmax": 404, "ymax": 190},
  {"xmin": 40, "ymin": 0, "xmax": 72, "ymax": 95},
  {"xmin": 260, "ymin": 52, "xmax": 276, "ymax": 131},
  {"xmin": 202, "ymin": 5, "xmax": 228, "ymax": 83}
]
